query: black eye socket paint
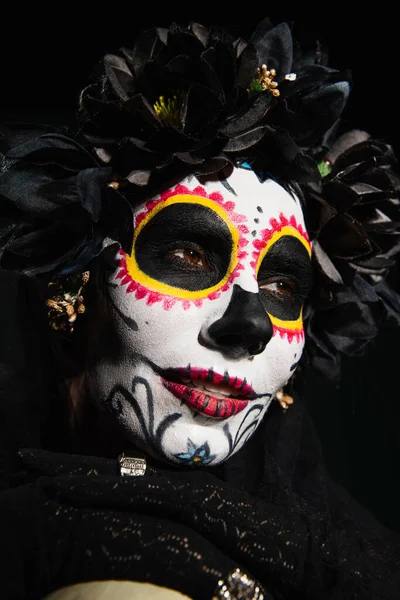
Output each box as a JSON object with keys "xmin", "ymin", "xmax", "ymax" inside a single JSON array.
[
  {"xmin": 134, "ymin": 203, "xmax": 233, "ymax": 291},
  {"xmin": 258, "ymin": 236, "xmax": 313, "ymax": 321}
]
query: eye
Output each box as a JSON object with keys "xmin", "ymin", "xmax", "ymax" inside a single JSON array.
[
  {"xmin": 260, "ymin": 278, "xmax": 296, "ymax": 297},
  {"xmin": 168, "ymin": 247, "xmax": 210, "ymax": 270}
]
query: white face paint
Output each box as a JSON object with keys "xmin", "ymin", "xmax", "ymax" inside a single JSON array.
[{"xmin": 86, "ymin": 167, "xmax": 312, "ymax": 466}]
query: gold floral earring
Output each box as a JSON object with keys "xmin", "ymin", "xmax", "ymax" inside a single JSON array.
[
  {"xmin": 46, "ymin": 271, "xmax": 90, "ymax": 333},
  {"xmin": 275, "ymin": 388, "xmax": 294, "ymax": 410}
]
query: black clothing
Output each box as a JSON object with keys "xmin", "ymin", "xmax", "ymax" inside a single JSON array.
[
  {"xmin": 1, "ymin": 375, "xmax": 400, "ymax": 599},
  {"xmin": 0, "ymin": 274, "xmax": 399, "ymax": 600}
]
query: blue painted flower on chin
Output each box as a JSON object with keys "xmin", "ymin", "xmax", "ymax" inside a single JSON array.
[
  {"xmin": 86, "ymin": 167, "xmax": 313, "ymax": 467},
  {"xmin": 175, "ymin": 439, "xmax": 216, "ymax": 466}
]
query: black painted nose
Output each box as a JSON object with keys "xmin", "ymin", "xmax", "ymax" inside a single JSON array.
[{"xmin": 201, "ymin": 284, "xmax": 273, "ymax": 359}]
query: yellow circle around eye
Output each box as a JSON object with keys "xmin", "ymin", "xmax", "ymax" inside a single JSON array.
[
  {"xmin": 126, "ymin": 194, "xmax": 240, "ymax": 300},
  {"xmin": 256, "ymin": 226, "xmax": 311, "ymax": 331},
  {"xmin": 269, "ymin": 311, "xmax": 304, "ymax": 331},
  {"xmin": 255, "ymin": 226, "xmax": 311, "ymax": 276}
]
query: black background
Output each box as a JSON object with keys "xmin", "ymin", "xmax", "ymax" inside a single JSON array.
[{"xmin": 1, "ymin": 11, "xmax": 400, "ymax": 530}]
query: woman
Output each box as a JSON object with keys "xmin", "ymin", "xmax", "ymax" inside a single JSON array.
[{"xmin": 1, "ymin": 18, "xmax": 400, "ymax": 599}]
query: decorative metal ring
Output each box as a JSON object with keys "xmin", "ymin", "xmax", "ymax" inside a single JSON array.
[
  {"xmin": 118, "ymin": 453, "xmax": 147, "ymax": 477},
  {"xmin": 212, "ymin": 568, "xmax": 265, "ymax": 599}
]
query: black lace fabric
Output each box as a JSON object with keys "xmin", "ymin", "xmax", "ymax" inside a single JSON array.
[{"xmin": 1, "ymin": 393, "xmax": 400, "ymax": 599}]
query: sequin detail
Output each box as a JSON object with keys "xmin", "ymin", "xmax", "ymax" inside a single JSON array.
[{"xmin": 213, "ymin": 568, "xmax": 264, "ymax": 599}]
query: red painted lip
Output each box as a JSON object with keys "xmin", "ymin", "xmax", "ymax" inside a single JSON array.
[{"xmin": 161, "ymin": 367, "xmax": 255, "ymax": 419}]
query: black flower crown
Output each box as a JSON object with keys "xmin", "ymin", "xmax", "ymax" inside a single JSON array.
[
  {"xmin": 77, "ymin": 19, "xmax": 350, "ymax": 186},
  {"xmin": 0, "ymin": 18, "xmax": 399, "ymax": 381}
]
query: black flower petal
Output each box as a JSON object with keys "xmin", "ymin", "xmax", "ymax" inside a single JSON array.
[
  {"xmin": 77, "ymin": 19, "xmax": 350, "ymax": 191},
  {"xmin": 0, "ymin": 133, "xmax": 118, "ymax": 275},
  {"xmin": 300, "ymin": 131, "xmax": 400, "ymax": 380},
  {"xmin": 249, "ymin": 20, "xmax": 294, "ymax": 79}
]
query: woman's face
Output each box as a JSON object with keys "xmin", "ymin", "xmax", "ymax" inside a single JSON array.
[{"xmin": 87, "ymin": 168, "xmax": 312, "ymax": 466}]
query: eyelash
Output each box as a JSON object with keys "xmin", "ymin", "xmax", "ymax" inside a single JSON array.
[
  {"xmin": 166, "ymin": 245, "xmax": 299, "ymax": 297},
  {"xmin": 167, "ymin": 246, "xmax": 210, "ymax": 270},
  {"xmin": 259, "ymin": 277, "xmax": 296, "ymax": 298}
]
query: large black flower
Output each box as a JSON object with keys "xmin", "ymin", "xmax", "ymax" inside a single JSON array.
[
  {"xmin": 248, "ymin": 19, "xmax": 351, "ymax": 148},
  {"xmin": 77, "ymin": 19, "xmax": 350, "ymax": 189},
  {"xmin": 0, "ymin": 133, "xmax": 130, "ymax": 275},
  {"xmin": 307, "ymin": 132, "xmax": 400, "ymax": 281},
  {"xmin": 299, "ymin": 131, "xmax": 400, "ymax": 379}
]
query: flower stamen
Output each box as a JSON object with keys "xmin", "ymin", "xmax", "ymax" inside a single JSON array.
[
  {"xmin": 46, "ymin": 271, "xmax": 90, "ymax": 333},
  {"xmin": 249, "ymin": 64, "xmax": 280, "ymax": 97},
  {"xmin": 153, "ymin": 93, "xmax": 182, "ymax": 126}
]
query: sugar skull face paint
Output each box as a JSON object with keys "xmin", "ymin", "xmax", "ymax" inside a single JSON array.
[
  {"xmin": 86, "ymin": 167, "xmax": 312, "ymax": 466},
  {"xmin": 118, "ymin": 186, "xmax": 248, "ymax": 308}
]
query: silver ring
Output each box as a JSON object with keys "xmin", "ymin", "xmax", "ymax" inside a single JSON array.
[{"xmin": 118, "ymin": 453, "xmax": 147, "ymax": 477}]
